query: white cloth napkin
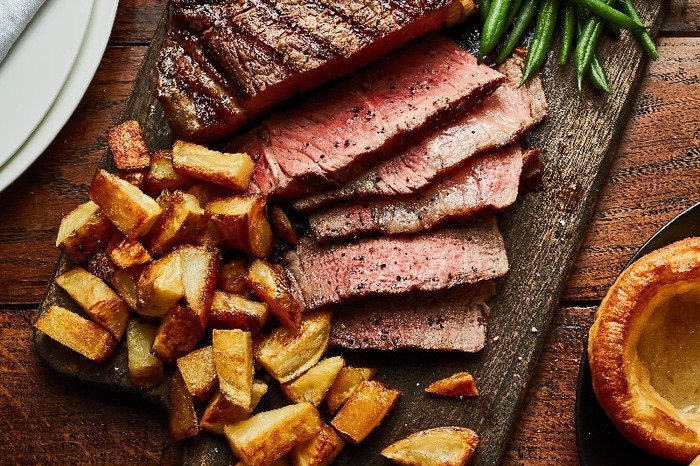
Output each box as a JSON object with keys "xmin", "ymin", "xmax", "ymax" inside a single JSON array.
[{"xmin": 0, "ymin": 0, "xmax": 46, "ymax": 63}]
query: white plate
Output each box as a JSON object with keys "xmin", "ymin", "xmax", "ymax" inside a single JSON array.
[
  {"xmin": 0, "ymin": 0, "xmax": 94, "ymax": 166},
  {"xmin": 0, "ymin": 0, "xmax": 119, "ymax": 192}
]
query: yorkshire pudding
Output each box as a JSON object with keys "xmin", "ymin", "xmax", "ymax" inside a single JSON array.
[{"xmin": 589, "ymin": 237, "xmax": 700, "ymax": 464}]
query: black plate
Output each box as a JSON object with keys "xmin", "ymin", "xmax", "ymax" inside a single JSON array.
[{"xmin": 576, "ymin": 201, "xmax": 700, "ymax": 465}]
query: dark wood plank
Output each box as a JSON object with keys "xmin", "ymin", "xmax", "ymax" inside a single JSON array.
[
  {"xmin": 663, "ymin": 0, "xmax": 700, "ymax": 34},
  {"xmin": 110, "ymin": 0, "xmax": 162, "ymax": 45},
  {"xmin": 564, "ymin": 37, "xmax": 700, "ymax": 301}
]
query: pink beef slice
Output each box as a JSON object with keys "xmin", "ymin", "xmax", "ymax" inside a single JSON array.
[
  {"xmin": 157, "ymin": 0, "xmax": 477, "ymax": 142},
  {"xmin": 309, "ymin": 145, "xmax": 523, "ymax": 242},
  {"xmin": 293, "ymin": 55, "xmax": 547, "ymax": 211},
  {"xmin": 229, "ymin": 35, "xmax": 506, "ymax": 200},
  {"xmin": 284, "ymin": 216, "xmax": 508, "ymax": 310},
  {"xmin": 330, "ymin": 280, "xmax": 494, "ymax": 352}
]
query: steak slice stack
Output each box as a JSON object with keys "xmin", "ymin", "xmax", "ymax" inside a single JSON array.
[
  {"xmin": 230, "ymin": 35, "xmax": 505, "ymax": 200},
  {"xmin": 294, "ymin": 55, "xmax": 547, "ymax": 211},
  {"xmin": 156, "ymin": 0, "xmax": 476, "ymax": 142},
  {"xmin": 309, "ymin": 145, "xmax": 523, "ymax": 242},
  {"xmin": 285, "ymin": 217, "xmax": 508, "ymax": 311}
]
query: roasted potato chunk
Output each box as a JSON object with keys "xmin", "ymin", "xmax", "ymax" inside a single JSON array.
[
  {"xmin": 290, "ymin": 422, "xmax": 345, "ymax": 466},
  {"xmin": 282, "ymin": 356, "xmax": 344, "ymax": 406},
  {"xmin": 126, "ymin": 319, "xmax": 164, "ymax": 389},
  {"xmin": 55, "ymin": 267, "xmax": 130, "ymax": 340},
  {"xmin": 177, "ymin": 345, "xmax": 216, "ymax": 399},
  {"xmin": 224, "ymin": 402, "xmax": 322, "ymax": 466},
  {"xmin": 89, "ymin": 169, "xmax": 162, "ymax": 239},
  {"xmin": 209, "ymin": 291, "xmax": 269, "ymax": 331},
  {"xmin": 425, "ymin": 372, "xmax": 478, "ymax": 398},
  {"xmin": 149, "ymin": 191, "xmax": 209, "ymax": 256},
  {"xmin": 172, "ymin": 140, "xmax": 254, "ymax": 191},
  {"xmin": 144, "ymin": 149, "xmax": 195, "ymax": 195},
  {"xmin": 256, "ymin": 311, "xmax": 331, "ymax": 383},
  {"xmin": 108, "ymin": 120, "xmax": 150, "ymax": 171},
  {"xmin": 213, "ymin": 329, "xmax": 254, "ymax": 411},
  {"xmin": 34, "ymin": 305, "xmax": 116, "ymax": 362},
  {"xmin": 118, "ymin": 170, "xmax": 147, "ymax": 188},
  {"xmin": 136, "ymin": 251, "xmax": 184, "ymax": 317},
  {"xmin": 56, "ymin": 201, "xmax": 117, "ymax": 263},
  {"xmin": 107, "ymin": 233, "xmax": 152, "ymax": 269},
  {"xmin": 110, "ymin": 267, "xmax": 141, "ymax": 311},
  {"xmin": 326, "ymin": 366, "xmax": 377, "ymax": 413},
  {"xmin": 331, "ymin": 380, "xmax": 401, "ymax": 443},
  {"xmin": 201, "ymin": 380, "xmax": 268, "ymax": 435},
  {"xmin": 152, "ymin": 304, "xmax": 205, "ymax": 362},
  {"xmin": 217, "ymin": 258, "xmax": 250, "ymax": 294},
  {"xmin": 169, "ymin": 368, "xmax": 199, "ymax": 442},
  {"xmin": 270, "ymin": 206, "xmax": 298, "ymax": 246},
  {"xmin": 245, "ymin": 259, "xmax": 301, "ymax": 329},
  {"xmin": 380, "ymin": 427, "xmax": 480, "ymax": 466},
  {"xmin": 179, "ymin": 245, "xmax": 219, "ymax": 326},
  {"xmin": 207, "ymin": 196, "xmax": 273, "ymax": 258}
]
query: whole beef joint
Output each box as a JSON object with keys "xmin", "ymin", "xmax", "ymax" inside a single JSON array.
[
  {"xmin": 156, "ymin": 0, "xmax": 477, "ymax": 142},
  {"xmin": 294, "ymin": 55, "xmax": 547, "ymax": 211},
  {"xmin": 231, "ymin": 35, "xmax": 505, "ymax": 200},
  {"xmin": 309, "ymin": 145, "xmax": 523, "ymax": 242},
  {"xmin": 285, "ymin": 217, "xmax": 508, "ymax": 310}
]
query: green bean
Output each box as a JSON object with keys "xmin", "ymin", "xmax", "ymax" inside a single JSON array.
[
  {"xmin": 558, "ymin": 2, "xmax": 576, "ymax": 65},
  {"xmin": 496, "ymin": 0, "xmax": 541, "ymax": 64},
  {"xmin": 480, "ymin": 0, "xmax": 493, "ymax": 23},
  {"xmin": 506, "ymin": 0, "xmax": 525, "ymax": 25},
  {"xmin": 479, "ymin": 0, "xmax": 513, "ymax": 59},
  {"xmin": 573, "ymin": 0, "xmax": 645, "ymax": 31},
  {"xmin": 589, "ymin": 55, "xmax": 612, "ymax": 93},
  {"xmin": 618, "ymin": 0, "xmax": 658, "ymax": 59},
  {"xmin": 574, "ymin": 7, "xmax": 607, "ymax": 91},
  {"xmin": 521, "ymin": 0, "xmax": 560, "ymax": 85}
]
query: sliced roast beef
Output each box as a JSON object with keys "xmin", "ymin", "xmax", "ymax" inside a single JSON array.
[
  {"xmin": 285, "ymin": 217, "xmax": 508, "ymax": 310},
  {"xmin": 228, "ymin": 36, "xmax": 505, "ymax": 200},
  {"xmin": 294, "ymin": 56, "xmax": 547, "ymax": 211},
  {"xmin": 309, "ymin": 145, "xmax": 523, "ymax": 242},
  {"xmin": 331, "ymin": 281, "xmax": 494, "ymax": 352},
  {"xmin": 157, "ymin": 0, "xmax": 476, "ymax": 142}
]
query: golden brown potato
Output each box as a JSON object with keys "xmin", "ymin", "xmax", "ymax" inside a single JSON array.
[
  {"xmin": 56, "ymin": 201, "xmax": 117, "ymax": 263},
  {"xmin": 282, "ymin": 356, "xmax": 344, "ymax": 406},
  {"xmin": 136, "ymin": 251, "xmax": 184, "ymax": 318},
  {"xmin": 108, "ymin": 120, "xmax": 151, "ymax": 171},
  {"xmin": 110, "ymin": 267, "xmax": 141, "ymax": 311},
  {"xmin": 290, "ymin": 422, "xmax": 345, "ymax": 466},
  {"xmin": 107, "ymin": 233, "xmax": 152, "ymax": 269},
  {"xmin": 169, "ymin": 368, "xmax": 199, "ymax": 442},
  {"xmin": 326, "ymin": 367, "xmax": 377, "ymax": 413},
  {"xmin": 224, "ymin": 402, "xmax": 322, "ymax": 466},
  {"xmin": 34, "ymin": 305, "xmax": 116, "ymax": 362},
  {"xmin": 126, "ymin": 319, "xmax": 164, "ymax": 389},
  {"xmin": 209, "ymin": 291, "xmax": 269, "ymax": 331},
  {"xmin": 118, "ymin": 170, "xmax": 148, "ymax": 188},
  {"xmin": 207, "ymin": 196, "xmax": 273, "ymax": 258},
  {"xmin": 179, "ymin": 245, "xmax": 219, "ymax": 327},
  {"xmin": 176, "ymin": 345, "xmax": 216, "ymax": 399},
  {"xmin": 187, "ymin": 183, "xmax": 233, "ymax": 207},
  {"xmin": 172, "ymin": 140, "xmax": 254, "ymax": 191},
  {"xmin": 89, "ymin": 169, "xmax": 162, "ymax": 239},
  {"xmin": 217, "ymin": 258, "xmax": 251, "ymax": 294},
  {"xmin": 200, "ymin": 380, "xmax": 268, "ymax": 435},
  {"xmin": 151, "ymin": 304, "xmax": 205, "ymax": 362},
  {"xmin": 245, "ymin": 259, "xmax": 301, "ymax": 329},
  {"xmin": 55, "ymin": 267, "xmax": 130, "ymax": 341},
  {"xmin": 270, "ymin": 206, "xmax": 298, "ymax": 246},
  {"xmin": 331, "ymin": 380, "xmax": 401, "ymax": 443},
  {"xmin": 149, "ymin": 191, "xmax": 209, "ymax": 256},
  {"xmin": 86, "ymin": 249, "xmax": 118, "ymax": 283},
  {"xmin": 425, "ymin": 372, "xmax": 478, "ymax": 398},
  {"xmin": 213, "ymin": 329, "xmax": 254, "ymax": 411},
  {"xmin": 380, "ymin": 427, "xmax": 480, "ymax": 466},
  {"xmin": 256, "ymin": 311, "xmax": 331, "ymax": 383},
  {"xmin": 144, "ymin": 149, "xmax": 195, "ymax": 195}
]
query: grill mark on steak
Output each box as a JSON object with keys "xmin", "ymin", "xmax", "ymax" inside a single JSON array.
[
  {"xmin": 331, "ymin": 281, "xmax": 494, "ymax": 352},
  {"xmin": 284, "ymin": 216, "xmax": 508, "ymax": 311},
  {"xmin": 232, "ymin": 36, "xmax": 505, "ymax": 199},
  {"xmin": 293, "ymin": 55, "xmax": 547, "ymax": 211},
  {"xmin": 309, "ymin": 145, "xmax": 523, "ymax": 242}
]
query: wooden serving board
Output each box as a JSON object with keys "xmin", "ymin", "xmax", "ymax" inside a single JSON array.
[{"xmin": 34, "ymin": 3, "xmax": 666, "ymax": 465}]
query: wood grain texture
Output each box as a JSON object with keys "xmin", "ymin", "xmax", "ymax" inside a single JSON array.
[{"xmin": 663, "ymin": 0, "xmax": 700, "ymax": 34}]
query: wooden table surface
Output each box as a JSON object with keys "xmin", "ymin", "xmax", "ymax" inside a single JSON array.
[{"xmin": 0, "ymin": 2, "xmax": 698, "ymax": 464}]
